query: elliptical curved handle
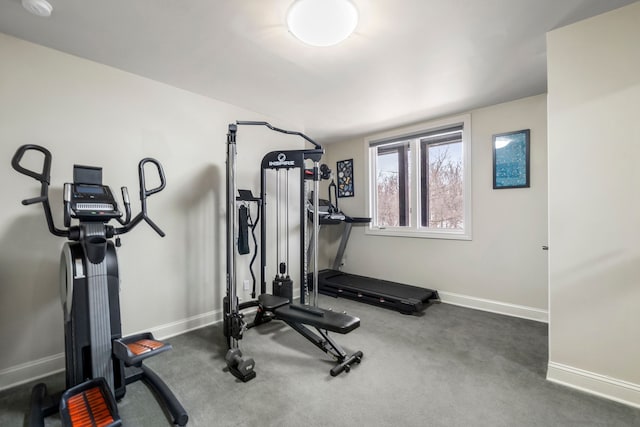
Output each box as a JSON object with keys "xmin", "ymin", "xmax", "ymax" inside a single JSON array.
[
  {"xmin": 12, "ymin": 144, "xmax": 51, "ymax": 205},
  {"xmin": 139, "ymin": 158, "xmax": 166, "ymax": 198},
  {"xmin": 11, "ymin": 144, "xmax": 52, "ymax": 185},
  {"xmin": 114, "ymin": 157, "xmax": 166, "ymax": 238},
  {"xmin": 139, "ymin": 158, "xmax": 166, "ymax": 237},
  {"xmin": 11, "ymin": 144, "xmax": 68, "ymax": 237}
]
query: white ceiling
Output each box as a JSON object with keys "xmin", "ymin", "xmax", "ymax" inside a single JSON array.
[{"xmin": 1, "ymin": 0, "xmax": 636, "ymax": 143}]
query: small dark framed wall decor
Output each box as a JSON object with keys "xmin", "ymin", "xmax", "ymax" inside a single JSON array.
[
  {"xmin": 493, "ymin": 129, "xmax": 530, "ymax": 189},
  {"xmin": 336, "ymin": 159, "xmax": 354, "ymax": 197}
]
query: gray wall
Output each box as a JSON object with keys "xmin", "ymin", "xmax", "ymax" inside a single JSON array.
[
  {"xmin": 0, "ymin": 33, "xmax": 302, "ymax": 389},
  {"xmin": 320, "ymin": 94, "xmax": 549, "ymax": 320},
  {"xmin": 546, "ymin": 2, "xmax": 640, "ymax": 407}
]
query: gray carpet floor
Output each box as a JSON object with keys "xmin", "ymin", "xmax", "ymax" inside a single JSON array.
[{"xmin": 1, "ymin": 296, "xmax": 639, "ymax": 426}]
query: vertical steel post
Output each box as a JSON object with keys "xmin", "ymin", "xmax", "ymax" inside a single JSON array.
[
  {"xmin": 312, "ymin": 160, "xmax": 320, "ymax": 308},
  {"xmin": 226, "ymin": 124, "xmax": 238, "ymax": 348}
]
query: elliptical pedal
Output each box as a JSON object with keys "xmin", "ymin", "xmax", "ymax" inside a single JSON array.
[
  {"xmin": 113, "ymin": 332, "xmax": 172, "ymax": 367},
  {"xmin": 59, "ymin": 378, "xmax": 121, "ymax": 427},
  {"xmin": 126, "ymin": 338, "xmax": 165, "ymax": 355}
]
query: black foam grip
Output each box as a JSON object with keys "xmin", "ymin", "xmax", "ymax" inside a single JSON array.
[{"xmin": 238, "ymin": 206, "xmax": 250, "ymax": 255}]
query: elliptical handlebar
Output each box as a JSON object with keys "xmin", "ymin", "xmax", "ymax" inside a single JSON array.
[
  {"xmin": 113, "ymin": 157, "xmax": 166, "ymax": 237},
  {"xmin": 115, "ymin": 186, "xmax": 132, "ymax": 226},
  {"xmin": 139, "ymin": 158, "xmax": 166, "ymax": 197},
  {"xmin": 12, "ymin": 144, "xmax": 166, "ymax": 239},
  {"xmin": 11, "ymin": 144, "xmax": 69, "ymax": 237},
  {"xmin": 11, "ymin": 144, "xmax": 52, "ymax": 186}
]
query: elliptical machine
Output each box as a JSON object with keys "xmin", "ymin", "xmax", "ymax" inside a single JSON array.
[{"xmin": 12, "ymin": 145, "xmax": 188, "ymax": 427}]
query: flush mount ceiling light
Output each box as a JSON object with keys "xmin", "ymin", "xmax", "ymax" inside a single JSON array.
[
  {"xmin": 287, "ymin": 0, "xmax": 358, "ymax": 47},
  {"xmin": 22, "ymin": 0, "xmax": 53, "ymax": 17}
]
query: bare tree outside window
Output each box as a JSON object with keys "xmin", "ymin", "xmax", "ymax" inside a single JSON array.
[
  {"xmin": 368, "ymin": 116, "xmax": 470, "ymax": 239},
  {"xmin": 376, "ymin": 169, "xmax": 399, "ymax": 226},
  {"xmin": 375, "ymin": 144, "xmax": 410, "ymax": 227},
  {"xmin": 372, "ymin": 130, "xmax": 463, "ymax": 230},
  {"xmin": 425, "ymin": 144, "xmax": 463, "ymax": 229}
]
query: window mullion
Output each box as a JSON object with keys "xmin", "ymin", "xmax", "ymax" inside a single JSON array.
[
  {"xmin": 420, "ymin": 139, "xmax": 427, "ymax": 228},
  {"xmin": 411, "ymin": 138, "xmax": 420, "ymax": 231},
  {"xmin": 397, "ymin": 145, "xmax": 407, "ymax": 226},
  {"xmin": 369, "ymin": 146, "xmax": 378, "ymax": 227}
]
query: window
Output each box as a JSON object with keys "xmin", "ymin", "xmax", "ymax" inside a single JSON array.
[
  {"xmin": 367, "ymin": 115, "xmax": 471, "ymax": 240},
  {"xmin": 375, "ymin": 141, "xmax": 410, "ymax": 227}
]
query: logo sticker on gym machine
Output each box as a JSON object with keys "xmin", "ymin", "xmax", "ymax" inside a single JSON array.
[{"xmin": 268, "ymin": 153, "xmax": 295, "ymax": 167}]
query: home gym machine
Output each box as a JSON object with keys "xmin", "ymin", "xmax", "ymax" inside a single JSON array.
[
  {"xmin": 12, "ymin": 145, "xmax": 188, "ymax": 427},
  {"xmin": 312, "ymin": 181, "xmax": 440, "ymax": 315},
  {"xmin": 223, "ymin": 122, "xmax": 363, "ymax": 381}
]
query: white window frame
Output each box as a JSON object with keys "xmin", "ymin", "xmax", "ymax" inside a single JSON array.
[{"xmin": 365, "ymin": 114, "xmax": 472, "ymax": 240}]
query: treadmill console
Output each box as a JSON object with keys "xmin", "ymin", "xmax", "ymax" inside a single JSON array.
[{"xmin": 68, "ymin": 165, "xmax": 121, "ymax": 222}]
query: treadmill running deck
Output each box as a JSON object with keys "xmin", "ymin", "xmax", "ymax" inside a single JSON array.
[{"xmin": 317, "ymin": 269, "xmax": 439, "ymax": 315}]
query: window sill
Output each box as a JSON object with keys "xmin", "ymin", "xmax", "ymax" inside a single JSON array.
[{"xmin": 365, "ymin": 226, "xmax": 472, "ymax": 241}]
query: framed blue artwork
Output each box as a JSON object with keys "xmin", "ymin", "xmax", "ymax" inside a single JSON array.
[
  {"xmin": 336, "ymin": 159, "xmax": 354, "ymax": 197},
  {"xmin": 493, "ymin": 129, "xmax": 530, "ymax": 189}
]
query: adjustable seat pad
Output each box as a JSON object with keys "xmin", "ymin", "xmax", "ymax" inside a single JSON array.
[{"xmin": 258, "ymin": 294, "xmax": 290, "ymax": 311}]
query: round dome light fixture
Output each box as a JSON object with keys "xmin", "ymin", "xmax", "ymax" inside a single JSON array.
[
  {"xmin": 22, "ymin": 0, "xmax": 53, "ymax": 17},
  {"xmin": 287, "ymin": 0, "xmax": 358, "ymax": 47}
]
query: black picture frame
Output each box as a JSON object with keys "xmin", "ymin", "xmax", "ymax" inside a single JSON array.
[
  {"xmin": 336, "ymin": 159, "xmax": 354, "ymax": 197},
  {"xmin": 493, "ymin": 129, "xmax": 530, "ymax": 189}
]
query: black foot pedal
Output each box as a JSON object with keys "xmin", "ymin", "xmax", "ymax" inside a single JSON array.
[
  {"xmin": 113, "ymin": 332, "xmax": 171, "ymax": 366},
  {"xmin": 59, "ymin": 378, "xmax": 121, "ymax": 427}
]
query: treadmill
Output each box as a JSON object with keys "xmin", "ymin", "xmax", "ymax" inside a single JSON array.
[{"xmin": 315, "ymin": 210, "xmax": 440, "ymax": 315}]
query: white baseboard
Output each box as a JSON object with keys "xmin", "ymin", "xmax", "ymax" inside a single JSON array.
[
  {"xmin": 146, "ymin": 308, "xmax": 223, "ymax": 340},
  {"xmin": 0, "ymin": 353, "xmax": 64, "ymax": 392},
  {"xmin": 0, "ymin": 308, "xmax": 224, "ymax": 392},
  {"xmin": 438, "ymin": 291, "xmax": 548, "ymax": 323},
  {"xmin": 547, "ymin": 362, "xmax": 640, "ymax": 409}
]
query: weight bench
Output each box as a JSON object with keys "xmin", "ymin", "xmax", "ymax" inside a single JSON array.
[{"xmin": 254, "ymin": 294, "xmax": 363, "ymax": 376}]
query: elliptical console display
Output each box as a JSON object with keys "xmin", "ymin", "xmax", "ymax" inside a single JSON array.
[{"xmin": 68, "ymin": 165, "xmax": 122, "ymax": 221}]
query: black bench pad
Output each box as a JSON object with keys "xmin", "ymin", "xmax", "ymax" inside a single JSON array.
[
  {"xmin": 258, "ymin": 294, "xmax": 290, "ymax": 311},
  {"xmin": 273, "ymin": 304, "xmax": 360, "ymax": 334}
]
